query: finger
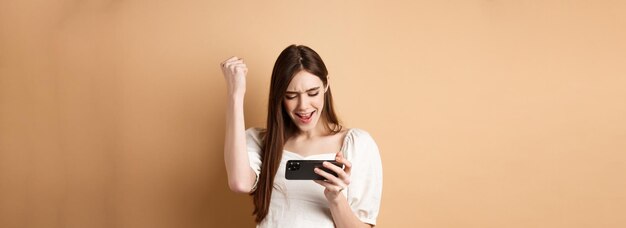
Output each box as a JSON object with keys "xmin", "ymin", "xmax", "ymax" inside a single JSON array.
[
  {"xmin": 224, "ymin": 59, "xmax": 244, "ymax": 68},
  {"xmin": 228, "ymin": 62, "xmax": 245, "ymax": 72},
  {"xmin": 323, "ymin": 161, "xmax": 349, "ymax": 181},
  {"xmin": 232, "ymin": 65, "xmax": 247, "ymax": 74},
  {"xmin": 314, "ymin": 180, "xmax": 344, "ymax": 193},
  {"xmin": 314, "ymin": 168, "xmax": 346, "ymax": 187},
  {"xmin": 339, "ymin": 157, "xmax": 352, "ymax": 176},
  {"xmin": 336, "ymin": 151, "xmax": 344, "ymax": 159},
  {"xmin": 229, "ymin": 59, "xmax": 244, "ymax": 64},
  {"xmin": 234, "ymin": 65, "xmax": 247, "ymax": 70},
  {"xmin": 231, "ymin": 63, "xmax": 247, "ymax": 68},
  {"xmin": 223, "ymin": 57, "xmax": 243, "ymax": 67},
  {"xmin": 234, "ymin": 65, "xmax": 248, "ymax": 74},
  {"xmin": 313, "ymin": 180, "xmax": 331, "ymax": 188},
  {"xmin": 221, "ymin": 56, "xmax": 239, "ymax": 66}
]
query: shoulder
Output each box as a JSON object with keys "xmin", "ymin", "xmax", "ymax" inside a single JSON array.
[
  {"xmin": 245, "ymin": 127, "xmax": 266, "ymax": 146},
  {"xmin": 245, "ymin": 127, "xmax": 265, "ymax": 135},
  {"xmin": 344, "ymin": 128, "xmax": 380, "ymax": 158},
  {"xmin": 346, "ymin": 128, "xmax": 377, "ymax": 145},
  {"xmin": 344, "ymin": 128, "xmax": 382, "ymax": 172}
]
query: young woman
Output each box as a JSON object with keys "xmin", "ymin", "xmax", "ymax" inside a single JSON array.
[{"xmin": 221, "ymin": 45, "xmax": 382, "ymax": 227}]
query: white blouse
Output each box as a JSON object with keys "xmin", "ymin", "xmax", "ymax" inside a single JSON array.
[{"xmin": 246, "ymin": 128, "xmax": 383, "ymax": 228}]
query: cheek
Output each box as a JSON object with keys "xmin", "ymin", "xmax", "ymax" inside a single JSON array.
[
  {"xmin": 313, "ymin": 96, "xmax": 325, "ymax": 109},
  {"xmin": 283, "ymin": 100, "xmax": 296, "ymax": 112}
]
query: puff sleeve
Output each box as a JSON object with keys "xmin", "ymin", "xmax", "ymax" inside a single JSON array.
[
  {"xmin": 245, "ymin": 128, "xmax": 264, "ymax": 190},
  {"xmin": 345, "ymin": 129, "xmax": 383, "ymax": 225}
]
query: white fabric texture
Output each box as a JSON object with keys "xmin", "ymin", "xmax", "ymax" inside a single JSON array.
[{"xmin": 246, "ymin": 128, "xmax": 383, "ymax": 228}]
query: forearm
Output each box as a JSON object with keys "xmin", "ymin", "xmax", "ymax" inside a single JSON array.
[
  {"xmin": 328, "ymin": 195, "xmax": 372, "ymax": 228},
  {"xmin": 224, "ymin": 94, "xmax": 255, "ymax": 193}
]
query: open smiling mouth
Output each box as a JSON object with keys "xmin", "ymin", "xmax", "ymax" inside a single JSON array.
[{"xmin": 295, "ymin": 110, "xmax": 315, "ymax": 124}]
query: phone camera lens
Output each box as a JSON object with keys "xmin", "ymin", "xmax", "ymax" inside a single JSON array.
[{"xmin": 287, "ymin": 162, "xmax": 300, "ymax": 171}]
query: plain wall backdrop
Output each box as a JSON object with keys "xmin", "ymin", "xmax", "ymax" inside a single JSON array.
[{"xmin": 1, "ymin": 0, "xmax": 625, "ymax": 227}]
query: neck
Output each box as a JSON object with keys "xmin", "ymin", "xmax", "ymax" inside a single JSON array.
[{"xmin": 295, "ymin": 121, "xmax": 330, "ymax": 140}]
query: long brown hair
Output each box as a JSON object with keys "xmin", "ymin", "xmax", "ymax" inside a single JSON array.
[{"xmin": 252, "ymin": 45, "xmax": 342, "ymax": 223}]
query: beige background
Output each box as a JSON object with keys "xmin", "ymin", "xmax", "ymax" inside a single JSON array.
[{"xmin": 1, "ymin": 0, "xmax": 625, "ymax": 227}]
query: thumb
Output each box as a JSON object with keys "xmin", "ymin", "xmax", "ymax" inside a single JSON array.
[{"xmin": 336, "ymin": 151, "xmax": 344, "ymax": 160}]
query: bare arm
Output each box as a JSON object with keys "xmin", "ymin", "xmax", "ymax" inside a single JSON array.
[
  {"xmin": 221, "ymin": 57, "xmax": 256, "ymax": 193},
  {"xmin": 328, "ymin": 195, "xmax": 373, "ymax": 228}
]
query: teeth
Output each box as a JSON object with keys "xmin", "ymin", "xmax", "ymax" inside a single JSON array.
[{"xmin": 296, "ymin": 111, "xmax": 314, "ymax": 118}]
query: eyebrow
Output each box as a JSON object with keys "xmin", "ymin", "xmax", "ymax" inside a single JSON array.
[{"xmin": 285, "ymin": 87, "xmax": 321, "ymax": 94}]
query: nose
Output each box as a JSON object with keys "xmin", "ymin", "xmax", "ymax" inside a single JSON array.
[{"xmin": 296, "ymin": 94, "xmax": 309, "ymax": 110}]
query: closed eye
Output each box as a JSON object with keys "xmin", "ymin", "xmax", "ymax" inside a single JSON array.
[{"xmin": 285, "ymin": 87, "xmax": 321, "ymax": 100}]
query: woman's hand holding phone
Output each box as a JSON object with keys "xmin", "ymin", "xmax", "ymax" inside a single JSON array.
[{"xmin": 313, "ymin": 151, "xmax": 352, "ymax": 202}]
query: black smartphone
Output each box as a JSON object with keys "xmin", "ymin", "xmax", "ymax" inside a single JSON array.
[{"xmin": 285, "ymin": 160, "xmax": 343, "ymax": 180}]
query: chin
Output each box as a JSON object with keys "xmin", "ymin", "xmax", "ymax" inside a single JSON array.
[
  {"xmin": 296, "ymin": 124, "xmax": 316, "ymax": 132},
  {"xmin": 295, "ymin": 119, "xmax": 319, "ymax": 132}
]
